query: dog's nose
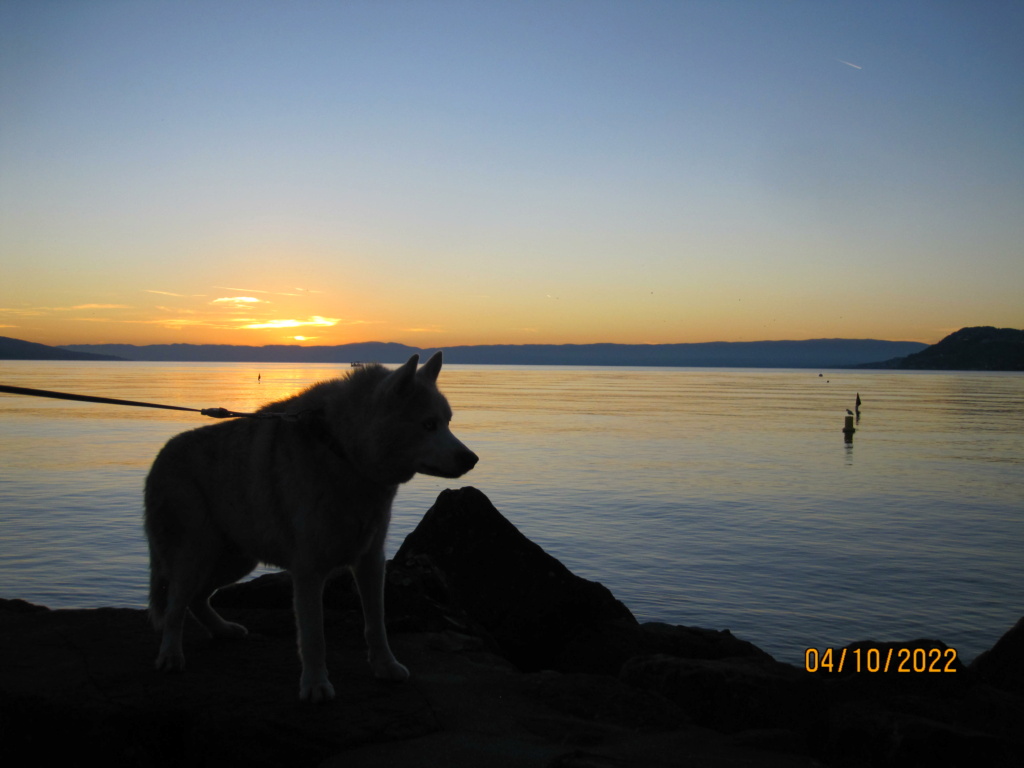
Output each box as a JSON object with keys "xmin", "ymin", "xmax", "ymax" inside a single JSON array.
[{"xmin": 460, "ymin": 449, "xmax": 479, "ymax": 472}]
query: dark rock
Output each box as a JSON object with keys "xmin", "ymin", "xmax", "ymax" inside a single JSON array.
[
  {"xmin": 970, "ymin": 615, "xmax": 1024, "ymax": 693},
  {"xmin": 823, "ymin": 701, "xmax": 1008, "ymax": 768},
  {"xmin": 3, "ymin": 488, "xmax": 1023, "ymax": 767},
  {"xmin": 392, "ymin": 488, "xmax": 773, "ymax": 678},
  {"xmin": 530, "ymin": 670, "xmax": 691, "ymax": 731},
  {"xmin": 0, "ymin": 600, "xmax": 817, "ymax": 768},
  {"xmin": 637, "ymin": 621, "xmax": 773, "ymax": 660},
  {"xmin": 621, "ymin": 653, "xmax": 825, "ymax": 738},
  {"xmin": 0, "ymin": 597, "xmax": 49, "ymax": 614},
  {"xmin": 555, "ymin": 620, "xmax": 772, "ymax": 676},
  {"xmin": 815, "ymin": 638, "xmax": 1024, "ymax": 766},
  {"xmin": 394, "ymin": 487, "xmax": 638, "ymax": 672}
]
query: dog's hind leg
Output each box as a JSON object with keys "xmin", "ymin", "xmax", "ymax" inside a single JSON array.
[
  {"xmin": 154, "ymin": 574, "xmax": 194, "ymax": 672},
  {"xmin": 292, "ymin": 570, "xmax": 335, "ymax": 702},
  {"xmin": 153, "ymin": 540, "xmax": 247, "ymax": 670},
  {"xmin": 352, "ymin": 548, "xmax": 409, "ymax": 681}
]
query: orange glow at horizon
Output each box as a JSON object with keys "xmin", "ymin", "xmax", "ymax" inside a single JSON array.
[{"xmin": 0, "ymin": 276, "xmax": 962, "ymax": 349}]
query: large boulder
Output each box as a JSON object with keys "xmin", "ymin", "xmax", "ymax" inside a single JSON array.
[
  {"xmin": 393, "ymin": 486, "xmax": 637, "ymax": 672},
  {"xmin": 970, "ymin": 615, "xmax": 1024, "ymax": 693}
]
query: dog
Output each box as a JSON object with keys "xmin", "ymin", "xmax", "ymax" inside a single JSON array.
[{"xmin": 144, "ymin": 351, "xmax": 477, "ymax": 701}]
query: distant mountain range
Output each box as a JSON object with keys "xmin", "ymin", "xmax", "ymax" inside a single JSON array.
[
  {"xmin": 4, "ymin": 329, "xmax": 1018, "ymax": 369},
  {"xmin": 858, "ymin": 326, "xmax": 1024, "ymax": 371},
  {"xmin": 1, "ymin": 335, "xmax": 927, "ymax": 368},
  {"xmin": 0, "ymin": 336, "xmax": 123, "ymax": 361}
]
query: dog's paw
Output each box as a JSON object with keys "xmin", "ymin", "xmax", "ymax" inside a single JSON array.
[
  {"xmin": 372, "ymin": 658, "xmax": 410, "ymax": 682},
  {"xmin": 154, "ymin": 650, "xmax": 185, "ymax": 672},
  {"xmin": 299, "ymin": 675, "xmax": 335, "ymax": 703}
]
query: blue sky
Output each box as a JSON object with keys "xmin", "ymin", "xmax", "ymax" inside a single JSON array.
[{"xmin": 2, "ymin": 1, "xmax": 1022, "ymax": 346}]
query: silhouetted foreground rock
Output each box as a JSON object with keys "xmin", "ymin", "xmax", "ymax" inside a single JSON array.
[{"xmin": 2, "ymin": 487, "xmax": 1022, "ymax": 767}]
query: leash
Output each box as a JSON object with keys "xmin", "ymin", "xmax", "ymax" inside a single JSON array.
[{"xmin": 0, "ymin": 384, "xmax": 268, "ymax": 420}]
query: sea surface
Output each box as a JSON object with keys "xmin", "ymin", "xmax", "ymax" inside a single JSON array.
[{"xmin": 1, "ymin": 360, "xmax": 1022, "ymax": 666}]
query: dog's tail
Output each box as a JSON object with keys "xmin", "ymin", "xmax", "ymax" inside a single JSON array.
[{"xmin": 144, "ymin": 494, "xmax": 169, "ymax": 630}]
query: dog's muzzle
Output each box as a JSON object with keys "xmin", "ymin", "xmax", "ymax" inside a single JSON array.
[{"xmin": 420, "ymin": 447, "xmax": 479, "ymax": 478}]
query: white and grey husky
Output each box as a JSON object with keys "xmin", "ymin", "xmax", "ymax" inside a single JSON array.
[{"xmin": 145, "ymin": 352, "xmax": 477, "ymax": 701}]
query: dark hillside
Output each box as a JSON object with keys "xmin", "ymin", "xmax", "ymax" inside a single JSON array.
[
  {"xmin": 0, "ymin": 336, "xmax": 123, "ymax": 361},
  {"xmin": 860, "ymin": 327, "xmax": 1023, "ymax": 371}
]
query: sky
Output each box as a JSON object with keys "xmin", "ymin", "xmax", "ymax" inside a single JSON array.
[{"xmin": 1, "ymin": 0, "xmax": 1022, "ymax": 348}]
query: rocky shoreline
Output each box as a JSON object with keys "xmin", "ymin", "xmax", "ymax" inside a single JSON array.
[{"xmin": 2, "ymin": 487, "xmax": 1022, "ymax": 767}]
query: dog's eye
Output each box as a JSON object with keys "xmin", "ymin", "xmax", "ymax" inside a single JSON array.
[{"xmin": 422, "ymin": 418, "xmax": 438, "ymax": 432}]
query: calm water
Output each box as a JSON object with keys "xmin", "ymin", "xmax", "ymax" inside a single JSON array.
[{"xmin": 1, "ymin": 360, "xmax": 1022, "ymax": 665}]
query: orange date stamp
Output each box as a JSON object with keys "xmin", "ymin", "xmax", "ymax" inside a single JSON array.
[{"xmin": 804, "ymin": 646, "xmax": 959, "ymax": 674}]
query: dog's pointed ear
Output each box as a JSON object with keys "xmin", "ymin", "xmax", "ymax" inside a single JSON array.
[
  {"xmin": 418, "ymin": 351, "xmax": 443, "ymax": 384},
  {"xmin": 384, "ymin": 354, "xmax": 419, "ymax": 396}
]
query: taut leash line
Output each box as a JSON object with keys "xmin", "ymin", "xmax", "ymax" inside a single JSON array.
[{"xmin": 0, "ymin": 384, "xmax": 262, "ymax": 419}]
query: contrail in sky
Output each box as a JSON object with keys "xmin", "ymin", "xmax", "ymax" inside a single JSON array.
[{"xmin": 838, "ymin": 59, "xmax": 862, "ymax": 70}]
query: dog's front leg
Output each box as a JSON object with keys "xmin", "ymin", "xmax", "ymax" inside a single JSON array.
[
  {"xmin": 291, "ymin": 571, "xmax": 335, "ymax": 702},
  {"xmin": 353, "ymin": 550, "xmax": 410, "ymax": 681}
]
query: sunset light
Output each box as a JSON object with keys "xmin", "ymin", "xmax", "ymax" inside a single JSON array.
[
  {"xmin": 1, "ymin": 2, "xmax": 1021, "ymax": 348},
  {"xmin": 2, "ymin": 8, "xmax": 1023, "ymax": 756}
]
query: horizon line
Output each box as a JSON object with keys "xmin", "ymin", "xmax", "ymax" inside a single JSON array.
[{"xmin": 49, "ymin": 336, "xmax": 933, "ymax": 348}]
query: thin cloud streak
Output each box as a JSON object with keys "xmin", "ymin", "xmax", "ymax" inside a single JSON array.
[
  {"xmin": 145, "ymin": 290, "xmax": 205, "ymax": 298},
  {"xmin": 211, "ymin": 297, "xmax": 267, "ymax": 308},
  {"xmin": 239, "ymin": 316, "xmax": 341, "ymax": 330},
  {"xmin": 216, "ymin": 286, "xmax": 304, "ymax": 297}
]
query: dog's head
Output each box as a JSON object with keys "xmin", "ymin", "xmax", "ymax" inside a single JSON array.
[{"xmin": 351, "ymin": 351, "xmax": 478, "ymax": 485}]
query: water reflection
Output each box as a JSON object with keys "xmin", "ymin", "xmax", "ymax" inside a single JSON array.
[{"xmin": 1, "ymin": 361, "xmax": 1022, "ymax": 666}]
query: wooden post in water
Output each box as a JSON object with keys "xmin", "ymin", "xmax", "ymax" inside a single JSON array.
[{"xmin": 843, "ymin": 415, "xmax": 856, "ymax": 442}]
